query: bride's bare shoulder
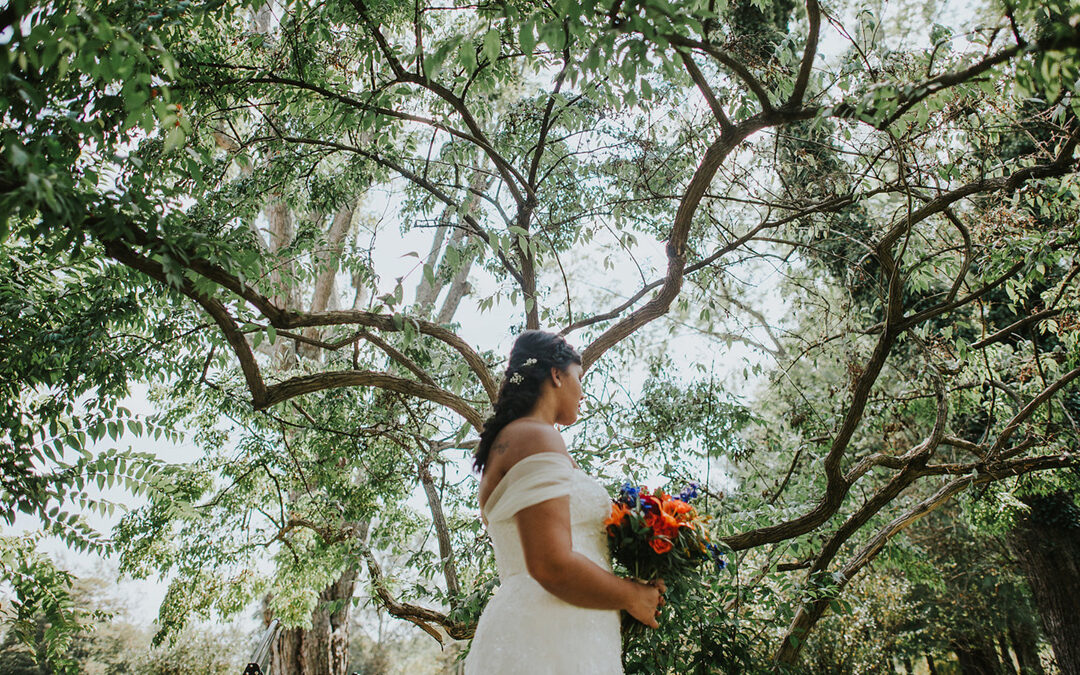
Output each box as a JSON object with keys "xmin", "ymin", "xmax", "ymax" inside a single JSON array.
[{"xmin": 487, "ymin": 419, "xmax": 567, "ymax": 472}]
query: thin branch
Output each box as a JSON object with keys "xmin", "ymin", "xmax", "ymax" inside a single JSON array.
[
  {"xmin": 666, "ymin": 34, "xmax": 775, "ymax": 113},
  {"xmin": 101, "ymin": 238, "xmax": 268, "ymax": 405},
  {"xmin": 677, "ymin": 48, "xmax": 733, "ymax": 131},
  {"xmin": 986, "ymin": 365, "xmax": 1080, "ymax": 458},
  {"xmin": 774, "ymin": 452, "xmax": 1079, "ymax": 663},
  {"xmin": 360, "ymin": 542, "xmax": 473, "ymax": 642},
  {"xmin": 270, "ymin": 133, "xmax": 526, "ymax": 289},
  {"xmin": 972, "ymin": 307, "xmax": 1064, "ymax": 349}
]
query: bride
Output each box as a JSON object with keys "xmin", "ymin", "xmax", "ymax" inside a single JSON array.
[{"xmin": 464, "ymin": 330, "xmax": 665, "ymax": 674}]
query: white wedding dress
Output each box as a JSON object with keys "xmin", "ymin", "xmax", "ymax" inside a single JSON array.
[{"xmin": 464, "ymin": 452, "xmax": 623, "ymax": 674}]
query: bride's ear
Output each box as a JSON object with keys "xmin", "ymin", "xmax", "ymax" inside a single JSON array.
[{"xmin": 550, "ymin": 366, "xmax": 562, "ymax": 387}]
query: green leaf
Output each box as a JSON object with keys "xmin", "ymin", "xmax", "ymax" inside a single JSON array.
[
  {"xmin": 483, "ymin": 28, "xmax": 500, "ymax": 63},
  {"xmin": 164, "ymin": 125, "xmax": 186, "ymax": 152},
  {"xmin": 519, "ymin": 19, "xmax": 537, "ymax": 55},
  {"xmin": 459, "ymin": 42, "xmax": 477, "ymax": 72}
]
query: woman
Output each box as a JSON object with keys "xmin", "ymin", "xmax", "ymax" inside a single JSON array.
[{"xmin": 464, "ymin": 330, "xmax": 665, "ymax": 674}]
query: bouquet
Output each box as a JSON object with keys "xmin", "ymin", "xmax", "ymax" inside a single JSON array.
[{"xmin": 604, "ymin": 481, "xmax": 725, "ymax": 584}]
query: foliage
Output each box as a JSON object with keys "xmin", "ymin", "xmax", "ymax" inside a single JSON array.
[
  {"xmin": 622, "ymin": 569, "xmax": 760, "ymax": 675},
  {"xmin": 3, "ymin": 0, "xmax": 1080, "ymax": 671},
  {"xmin": 0, "ymin": 534, "xmax": 102, "ymax": 674},
  {"xmin": 0, "ymin": 567, "xmax": 252, "ymax": 674}
]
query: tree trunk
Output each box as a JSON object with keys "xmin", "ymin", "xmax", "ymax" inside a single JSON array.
[
  {"xmin": 926, "ymin": 653, "xmax": 938, "ymax": 675},
  {"xmin": 1008, "ymin": 618, "xmax": 1044, "ymax": 675},
  {"xmin": 997, "ymin": 634, "xmax": 1017, "ymax": 675},
  {"xmin": 268, "ymin": 567, "xmax": 358, "ymax": 675},
  {"xmin": 953, "ymin": 640, "xmax": 1002, "ymax": 675},
  {"xmin": 1008, "ymin": 494, "xmax": 1080, "ymax": 674}
]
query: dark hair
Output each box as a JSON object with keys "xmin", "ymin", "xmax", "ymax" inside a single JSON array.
[{"xmin": 472, "ymin": 330, "xmax": 582, "ymax": 473}]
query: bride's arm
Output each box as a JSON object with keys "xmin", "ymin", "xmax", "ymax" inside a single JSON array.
[{"xmin": 515, "ymin": 496, "xmax": 664, "ymax": 628}]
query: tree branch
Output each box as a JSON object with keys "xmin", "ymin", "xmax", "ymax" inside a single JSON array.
[
  {"xmin": 787, "ymin": 0, "xmax": 820, "ymax": 108},
  {"xmin": 359, "ymin": 542, "xmax": 473, "ymax": 642},
  {"xmin": 775, "ymin": 452, "xmax": 1079, "ymax": 663},
  {"xmin": 260, "ymin": 369, "xmax": 485, "ymax": 429},
  {"xmin": 666, "ymin": 34, "xmax": 775, "ymax": 113},
  {"xmin": 677, "ymin": 48, "xmax": 733, "ymax": 132},
  {"xmin": 579, "ymin": 118, "xmax": 778, "ymax": 368}
]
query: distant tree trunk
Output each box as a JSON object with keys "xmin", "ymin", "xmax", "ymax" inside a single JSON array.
[
  {"xmin": 269, "ymin": 568, "xmax": 357, "ymax": 675},
  {"xmin": 926, "ymin": 654, "xmax": 938, "ymax": 675},
  {"xmin": 997, "ymin": 634, "xmax": 1017, "ymax": 675},
  {"xmin": 1008, "ymin": 493, "xmax": 1080, "ymax": 674},
  {"xmin": 953, "ymin": 640, "xmax": 1002, "ymax": 675},
  {"xmin": 1008, "ymin": 619, "xmax": 1044, "ymax": 675}
]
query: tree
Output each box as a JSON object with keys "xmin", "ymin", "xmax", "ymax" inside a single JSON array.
[{"xmin": 4, "ymin": 0, "xmax": 1080, "ymax": 672}]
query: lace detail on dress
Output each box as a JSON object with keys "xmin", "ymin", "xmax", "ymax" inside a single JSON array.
[{"xmin": 465, "ymin": 453, "xmax": 622, "ymax": 675}]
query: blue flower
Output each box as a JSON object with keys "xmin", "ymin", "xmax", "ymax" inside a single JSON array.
[
  {"xmin": 677, "ymin": 482, "xmax": 699, "ymax": 502},
  {"xmin": 707, "ymin": 543, "xmax": 726, "ymax": 571},
  {"xmin": 618, "ymin": 482, "xmax": 640, "ymax": 506}
]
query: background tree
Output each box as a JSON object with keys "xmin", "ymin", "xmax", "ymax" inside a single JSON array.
[{"xmin": 3, "ymin": 0, "xmax": 1080, "ymax": 673}]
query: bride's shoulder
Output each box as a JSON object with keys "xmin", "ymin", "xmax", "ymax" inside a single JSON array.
[{"xmin": 487, "ymin": 420, "xmax": 567, "ymax": 472}]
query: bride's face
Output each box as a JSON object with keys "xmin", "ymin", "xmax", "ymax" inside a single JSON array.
[{"xmin": 553, "ymin": 362, "xmax": 585, "ymax": 426}]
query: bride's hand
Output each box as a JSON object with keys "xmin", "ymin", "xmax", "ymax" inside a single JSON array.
[{"xmin": 625, "ymin": 578, "xmax": 665, "ymax": 628}]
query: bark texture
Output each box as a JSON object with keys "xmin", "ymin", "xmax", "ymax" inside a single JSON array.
[
  {"xmin": 269, "ymin": 568, "xmax": 358, "ymax": 675},
  {"xmin": 926, "ymin": 654, "xmax": 938, "ymax": 675},
  {"xmin": 953, "ymin": 640, "xmax": 1002, "ymax": 675},
  {"xmin": 1008, "ymin": 618, "xmax": 1045, "ymax": 675},
  {"xmin": 1008, "ymin": 493, "xmax": 1080, "ymax": 675},
  {"xmin": 998, "ymin": 634, "xmax": 1017, "ymax": 675}
]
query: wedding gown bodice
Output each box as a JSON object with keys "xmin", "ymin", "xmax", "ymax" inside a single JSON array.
[
  {"xmin": 482, "ymin": 452, "xmax": 613, "ymax": 579},
  {"xmin": 464, "ymin": 452, "xmax": 623, "ymax": 674}
]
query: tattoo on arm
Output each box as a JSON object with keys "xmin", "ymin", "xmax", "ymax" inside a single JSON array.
[{"xmin": 492, "ymin": 439, "xmax": 510, "ymax": 456}]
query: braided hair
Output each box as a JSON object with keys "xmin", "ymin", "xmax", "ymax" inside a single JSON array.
[{"xmin": 472, "ymin": 330, "xmax": 582, "ymax": 473}]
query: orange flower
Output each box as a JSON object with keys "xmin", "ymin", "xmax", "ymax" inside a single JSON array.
[
  {"xmin": 661, "ymin": 512, "xmax": 680, "ymax": 531},
  {"xmin": 661, "ymin": 499, "xmax": 694, "ymax": 523},
  {"xmin": 647, "ymin": 511, "xmax": 680, "ymax": 539},
  {"xmin": 664, "ymin": 499, "xmax": 693, "ymax": 515},
  {"xmin": 650, "ymin": 538, "xmax": 673, "ymax": 554},
  {"xmin": 605, "ymin": 502, "xmax": 631, "ymax": 528}
]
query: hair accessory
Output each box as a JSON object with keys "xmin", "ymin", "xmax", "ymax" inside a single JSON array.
[
  {"xmin": 523, "ymin": 358, "xmax": 537, "ymax": 367},
  {"xmin": 508, "ymin": 372, "xmax": 524, "ymax": 385}
]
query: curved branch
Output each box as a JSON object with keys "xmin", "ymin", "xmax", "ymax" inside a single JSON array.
[
  {"xmin": 272, "ymin": 134, "xmax": 526, "ymax": 289},
  {"xmin": 723, "ymin": 193, "xmax": 911, "ymax": 551},
  {"xmin": 677, "ymin": 48, "xmax": 733, "ymax": 131},
  {"xmin": 284, "ymin": 310, "xmax": 497, "ymax": 404},
  {"xmin": 562, "ymin": 182, "xmax": 872, "ymax": 336},
  {"xmin": 260, "ymin": 369, "xmax": 485, "ymax": 430},
  {"xmin": 101, "ymin": 238, "xmax": 268, "ymax": 405},
  {"xmin": 971, "ymin": 307, "xmax": 1064, "ymax": 349},
  {"xmin": 360, "ymin": 543, "xmax": 474, "ymax": 642},
  {"xmin": 579, "ymin": 119, "xmax": 771, "ymax": 369},
  {"xmin": 775, "ymin": 452, "xmax": 1079, "ymax": 664},
  {"xmin": 666, "ymin": 34, "xmax": 775, "ymax": 113},
  {"xmin": 830, "ymin": 30, "xmax": 1080, "ymax": 130},
  {"xmin": 987, "ymin": 365, "xmax": 1080, "ymax": 457},
  {"xmin": 347, "ymin": 0, "xmax": 533, "ymax": 207},
  {"xmin": 788, "ymin": 0, "xmax": 821, "ymax": 107},
  {"xmin": 103, "ymin": 215, "xmax": 500, "ymax": 406}
]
